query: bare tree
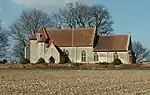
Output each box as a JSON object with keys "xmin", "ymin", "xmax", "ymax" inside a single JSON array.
[
  {"xmin": 51, "ymin": 2, "xmax": 113, "ymax": 34},
  {"xmin": 9, "ymin": 8, "xmax": 53, "ymax": 59},
  {"xmin": 12, "ymin": 42, "xmax": 25, "ymax": 60},
  {"xmin": 51, "ymin": 13, "xmax": 64, "ymax": 29},
  {"xmin": 132, "ymin": 41, "xmax": 150, "ymax": 63},
  {"xmin": 0, "ymin": 20, "xmax": 9, "ymax": 59}
]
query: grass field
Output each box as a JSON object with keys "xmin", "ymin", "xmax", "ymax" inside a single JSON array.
[{"xmin": 0, "ymin": 70, "xmax": 150, "ymax": 95}]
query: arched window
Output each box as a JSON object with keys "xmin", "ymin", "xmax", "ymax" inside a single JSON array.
[
  {"xmin": 81, "ymin": 50, "xmax": 86, "ymax": 62},
  {"xmin": 65, "ymin": 50, "xmax": 69, "ymax": 56},
  {"xmin": 113, "ymin": 52, "xmax": 118, "ymax": 60},
  {"xmin": 49, "ymin": 56, "xmax": 55, "ymax": 63},
  {"xmin": 94, "ymin": 53, "xmax": 99, "ymax": 61}
]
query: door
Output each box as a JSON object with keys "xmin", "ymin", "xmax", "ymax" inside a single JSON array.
[{"xmin": 49, "ymin": 56, "xmax": 55, "ymax": 63}]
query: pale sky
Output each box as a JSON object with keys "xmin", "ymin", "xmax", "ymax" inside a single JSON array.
[{"xmin": 0, "ymin": 0, "xmax": 150, "ymax": 48}]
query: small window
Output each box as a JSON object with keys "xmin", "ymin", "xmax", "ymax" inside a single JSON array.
[
  {"xmin": 94, "ymin": 53, "xmax": 99, "ymax": 61},
  {"xmin": 81, "ymin": 50, "xmax": 86, "ymax": 62},
  {"xmin": 113, "ymin": 52, "xmax": 118, "ymax": 60},
  {"xmin": 65, "ymin": 50, "xmax": 69, "ymax": 56},
  {"xmin": 37, "ymin": 33, "xmax": 41, "ymax": 41}
]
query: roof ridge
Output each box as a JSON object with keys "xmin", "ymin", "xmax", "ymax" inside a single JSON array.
[
  {"xmin": 99, "ymin": 34, "xmax": 128, "ymax": 36},
  {"xmin": 45, "ymin": 27, "xmax": 95, "ymax": 31}
]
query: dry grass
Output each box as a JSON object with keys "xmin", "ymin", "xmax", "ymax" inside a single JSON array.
[{"xmin": 0, "ymin": 70, "xmax": 150, "ymax": 95}]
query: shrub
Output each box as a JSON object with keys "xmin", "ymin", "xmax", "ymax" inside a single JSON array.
[
  {"xmin": 59, "ymin": 56, "xmax": 66, "ymax": 64},
  {"xmin": 112, "ymin": 58, "xmax": 123, "ymax": 65},
  {"xmin": 95, "ymin": 63, "xmax": 101, "ymax": 65},
  {"xmin": 95, "ymin": 62, "xmax": 101, "ymax": 65},
  {"xmin": 59, "ymin": 52, "xmax": 71, "ymax": 64},
  {"xmin": 72, "ymin": 63, "xmax": 83, "ymax": 67},
  {"xmin": 101, "ymin": 62, "xmax": 110, "ymax": 65},
  {"xmin": 36, "ymin": 58, "xmax": 45, "ymax": 64},
  {"xmin": 2, "ymin": 59, "xmax": 7, "ymax": 64},
  {"xmin": 0, "ymin": 59, "xmax": 8, "ymax": 64},
  {"xmin": 21, "ymin": 58, "xmax": 30, "ymax": 64}
]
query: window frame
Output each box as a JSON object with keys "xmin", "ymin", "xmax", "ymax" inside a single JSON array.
[
  {"xmin": 94, "ymin": 52, "xmax": 99, "ymax": 61},
  {"xmin": 81, "ymin": 50, "xmax": 86, "ymax": 62}
]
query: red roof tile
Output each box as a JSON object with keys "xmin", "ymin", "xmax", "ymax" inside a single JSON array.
[
  {"xmin": 93, "ymin": 35, "xmax": 129, "ymax": 52},
  {"xmin": 29, "ymin": 28, "xmax": 96, "ymax": 46}
]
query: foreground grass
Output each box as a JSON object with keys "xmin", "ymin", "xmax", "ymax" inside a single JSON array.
[
  {"xmin": 1, "ymin": 67, "xmax": 150, "ymax": 70},
  {"xmin": 0, "ymin": 67, "xmax": 93, "ymax": 70},
  {"xmin": 1, "ymin": 70, "xmax": 150, "ymax": 95}
]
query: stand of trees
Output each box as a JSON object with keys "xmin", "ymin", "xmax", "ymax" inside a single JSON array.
[
  {"xmin": 9, "ymin": 9, "xmax": 53, "ymax": 59},
  {"xmin": 9, "ymin": 1, "xmax": 113, "ymax": 60},
  {"xmin": 132, "ymin": 41, "xmax": 150, "ymax": 63},
  {"xmin": 1, "ymin": 1, "xmax": 150, "ymax": 63},
  {"xmin": 50, "ymin": 2, "xmax": 113, "ymax": 35},
  {"xmin": 0, "ymin": 21, "xmax": 8, "ymax": 60}
]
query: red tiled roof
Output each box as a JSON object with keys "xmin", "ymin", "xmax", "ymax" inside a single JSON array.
[
  {"xmin": 93, "ymin": 34, "xmax": 129, "ymax": 52},
  {"xmin": 29, "ymin": 28, "xmax": 96, "ymax": 46}
]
